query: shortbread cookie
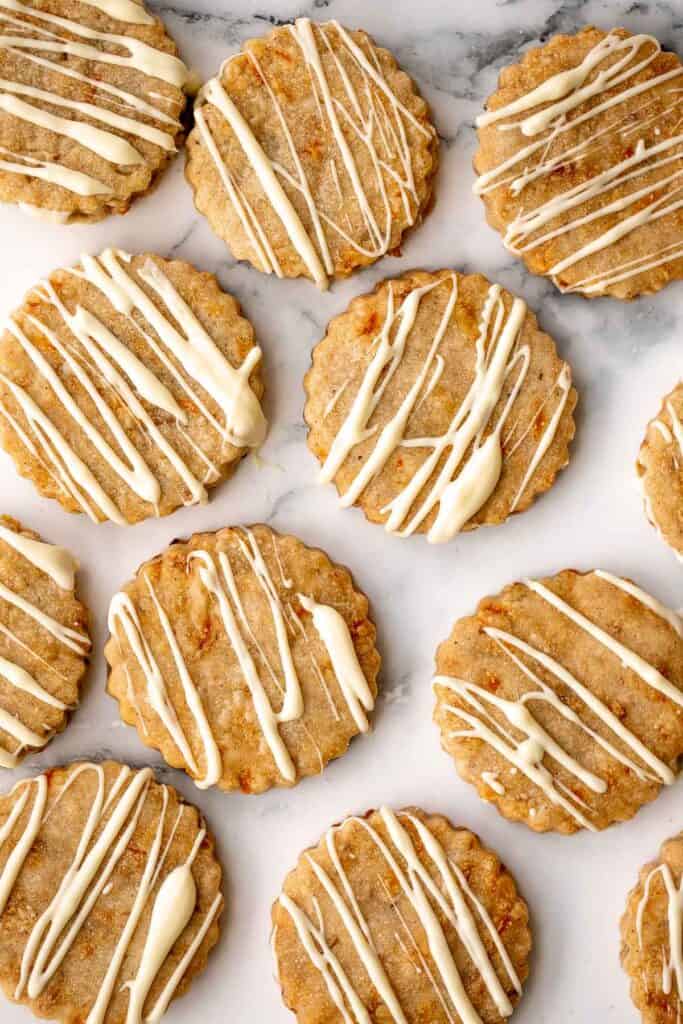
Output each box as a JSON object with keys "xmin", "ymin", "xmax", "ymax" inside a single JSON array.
[
  {"xmin": 622, "ymin": 831, "xmax": 683, "ymax": 1023},
  {"xmin": 304, "ymin": 269, "xmax": 575, "ymax": 542},
  {"xmin": 105, "ymin": 524, "xmax": 380, "ymax": 793},
  {"xmin": 0, "ymin": 249, "xmax": 266, "ymax": 525},
  {"xmin": 0, "ymin": 0, "xmax": 189, "ymax": 223},
  {"xmin": 0, "ymin": 760, "xmax": 223, "ymax": 1024},
  {"xmin": 186, "ymin": 19, "xmax": 437, "ymax": 289},
  {"xmin": 0, "ymin": 515, "xmax": 89, "ymax": 767},
  {"xmin": 637, "ymin": 381, "xmax": 683, "ymax": 560},
  {"xmin": 433, "ymin": 569, "xmax": 683, "ymax": 834},
  {"xmin": 272, "ymin": 806, "xmax": 531, "ymax": 1024},
  {"xmin": 474, "ymin": 27, "xmax": 683, "ymax": 299}
]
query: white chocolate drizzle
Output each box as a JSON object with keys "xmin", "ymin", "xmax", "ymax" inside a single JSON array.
[
  {"xmin": 474, "ymin": 31, "xmax": 683, "ymax": 294},
  {"xmin": 194, "ymin": 18, "xmax": 434, "ymax": 289},
  {"xmin": 108, "ymin": 528, "xmax": 373, "ymax": 787},
  {"xmin": 0, "ymin": 764, "xmax": 220, "ymax": 1022},
  {"xmin": 434, "ymin": 571, "xmax": 683, "ymax": 830},
  {"xmin": 0, "ymin": 0, "xmax": 188, "ymax": 210},
  {"xmin": 0, "ymin": 249, "xmax": 266, "ymax": 524},
  {"xmin": 0, "ymin": 521, "xmax": 88, "ymax": 766},
  {"xmin": 318, "ymin": 274, "xmax": 572, "ymax": 542},
  {"xmin": 641, "ymin": 396, "xmax": 683, "ymax": 561},
  {"xmin": 277, "ymin": 807, "xmax": 521, "ymax": 1023},
  {"xmin": 636, "ymin": 855, "xmax": 683, "ymax": 1006}
]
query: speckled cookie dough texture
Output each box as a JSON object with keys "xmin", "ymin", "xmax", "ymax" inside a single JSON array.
[
  {"xmin": 0, "ymin": 760, "xmax": 223, "ymax": 1024},
  {"xmin": 304, "ymin": 269, "xmax": 576, "ymax": 542},
  {"xmin": 474, "ymin": 27, "xmax": 683, "ymax": 299},
  {"xmin": 105, "ymin": 524, "xmax": 380, "ymax": 793},
  {"xmin": 0, "ymin": 0, "xmax": 189, "ymax": 223},
  {"xmin": 622, "ymin": 830, "xmax": 683, "ymax": 1023},
  {"xmin": 0, "ymin": 514, "xmax": 89, "ymax": 767},
  {"xmin": 637, "ymin": 380, "xmax": 683, "ymax": 561},
  {"xmin": 0, "ymin": 249, "xmax": 266, "ymax": 525},
  {"xmin": 433, "ymin": 569, "xmax": 683, "ymax": 834},
  {"xmin": 185, "ymin": 18, "xmax": 438, "ymax": 289},
  {"xmin": 272, "ymin": 806, "xmax": 531, "ymax": 1024}
]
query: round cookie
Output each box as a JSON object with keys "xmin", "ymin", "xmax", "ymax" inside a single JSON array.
[
  {"xmin": 105, "ymin": 524, "xmax": 380, "ymax": 793},
  {"xmin": 0, "ymin": 249, "xmax": 266, "ymax": 525},
  {"xmin": 0, "ymin": 514, "xmax": 89, "ymax": 767},
  {"xmin": 0, "ymin": 760, "xmax": 223, "ymax": 1024},
  {"xmin": 272, "ymin": 806, "xmax": 531, "ymax": 1024},
  {"xmin": 186, "ymin": 18, "xmax": 438, "ymax": 289},
  {"xmin": 433, "ymin": 569, "xmax": 683, "ymax": 834},
  {"xmin": 0, "ymin": 0, "xmax": 189, "ymax": 223},
  {"xmin": 304, "ymin": 269, "xmax": 576, "ymax": 542},
  {"xmin": 637, "ymin": 381, "xmax": 683, "ymax": 561},
  {"xmin": 473, "ymin": 27, "xmax": 683, "ymax": 299},
  {"xmin": 622, "ymin": 831, "xmax": 683, "ymax": 1023}
]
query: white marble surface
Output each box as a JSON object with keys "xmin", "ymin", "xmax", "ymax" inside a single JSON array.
[{"xmin": 2, "ymin": 0, "xmax": 683, "ymax": 1020}]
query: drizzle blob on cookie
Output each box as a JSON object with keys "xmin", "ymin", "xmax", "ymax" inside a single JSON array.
[
  {"xmin": 305, "ymin": 270, "xmax": 575, "ymax": 542},
  {"xmin": 474, "ymin": 28, "xmax": 683, "ymax": 299}
]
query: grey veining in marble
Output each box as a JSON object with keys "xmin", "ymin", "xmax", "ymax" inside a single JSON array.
[{"xmin": 2, "ymin": 1, "xmax": 683, "ymax": 1021}]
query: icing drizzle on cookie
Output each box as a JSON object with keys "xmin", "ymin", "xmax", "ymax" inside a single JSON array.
[
  {"xmin": 0, "ymin": 521, "xmax": 88, "ymax": 768},
  {"xmin": 434, "ymin": 571, "xmax": 683, "ymax": 830},
  {"xmin": 194, "ymin": 18, "xmax": 434, "ymax": 289},
  {"xmin": 636, "ymin": 854, "xmax": 683, "ymax": 1007},
  {"xmin": 0, "ymin": 0, "xmax": 188, "ymax": 210},
  {"xmin": 108, "ymin": 527, "xmax": 374, "ymax": 787},
  {"xmin": 277, "ymin": 807, "xmax": 522, "ymax": 1024},
  {"xmin": 318, "ymin": 273, "xmax": 572, "ymax": 542},
  {"xmin": 0, "ymin": 249, "xmax": 266, "ymax": 525},
  {"xmin": 641, "ymin": 391, "xmax": 683, "ymax": 562},
  {"xmin": 474, "ymin": 31, "xmax": 683, "ymax": 294},
  {"xmin": 0, "ymin": 763, "xmax": 222, "ymax": 1022}
]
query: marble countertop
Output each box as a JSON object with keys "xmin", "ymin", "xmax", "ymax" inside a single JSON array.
[{"xmin": 3, "ymin": 0, "xmax": 683, "ymax": 1020}]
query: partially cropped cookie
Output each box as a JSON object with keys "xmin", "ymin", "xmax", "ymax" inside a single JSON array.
[
  {"xmin": 0, "ymin": 0, "xmax": 189, "ymax": 223},
  {"xmin": 622, "ymin": 831, "xmax": 683, "ymax": 1023},
  {"xmin": 272, "ymin": 806, "xmax": 531, "ymax": 1024},
  {"xmin": 0, "ymin": 249, "xmax": 266, "ymax": 525},
  {"xmin": 637, "ymin": 381, "xmax": 683, "ymax": 560},
  {"xmin": 0, "ymin": 515, "xmax": 89, "ymax": 767},
  {"xmin": 186, "ymin": 19, "xmax": 437, "ymax": 289},
  {"xmin": 474, "ymin": 27, "xmax": 683, "ymax": 299},
  {"xmin": 305, "ymin": 269, "xmax": 575, "ymax": 542},
  {"xmin": 0, "ymin": 760, "xmax": 223, "ymax": 1024},
  {"xmin": 434, "ymin": 569, "xmax": 683, "ymax": 834},
  {"xmin": 105, "ymin": 524, "xmax": 380, "ymax": 793}
]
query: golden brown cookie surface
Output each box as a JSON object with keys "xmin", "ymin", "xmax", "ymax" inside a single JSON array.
[
  {"xmin": 637, "ymin": 380, "xmax": 683, "ymax": 560},
  {"xmin": 474, "ymin": 27, "xmax": 683, "ymax": 299},
  {"xmin": 186, "ymin": 19, "xmax": 438, "ymax": 288},
  {"xmin": 272, "ymin": 806, "xmax": 531, "ymax": 1024},
  {"xmin": 0, "ymin": 760, "xmax": 223, "ymax": 1024},
  {"xmin": 0, "ymin": 0, "xmax": 188, "ymax": 222},
  {"xmin": 0, "ymin": 514, "xmax": 89, "ymax": 767},
  {"xmin": 304, "ymin": 269, "xmax": 575, "ymax": 542},
  {"xmin": 434, "ymin": 569, "xmax": 683, "ymax": 834},
  {"xmin": 105, "ymin": 524, "xmax": 380, "ymax": 793},
  {"xmin": 0, "ymin": 250, "xmax": 266, "ymax": 525},
  {"xmin": 621, "ymin": 831, "xmax": 683, "ymax": 1023}
]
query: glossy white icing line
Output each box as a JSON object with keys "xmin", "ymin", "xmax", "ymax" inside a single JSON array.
[
  {"xmin": 0, "ymin": 522, "xmax": 78, "ymax": 590},
  {"xmin": 0, "ymin": 578, "xmax": 89, "ymax": 655},
  {"xmin": 474, "ymin": 30, "xmax": 683, "ymax": 291},
  {"xmin": 279, "ymin": 808, "xmax": 517, "ymax": 1024},
  {"xmin": 0, "ymin": 654, "xmax": 67, "ymax": 710},
  {"xmin": 636, "ymin": 860, "xmax": 683, "ymax": 1004},
  {"xmin": 196, "ymin": 18, "xmax": 432, "ymax": 288},
  {"xmin": 0, "ymin": 249, "xmax": 265, "ymax": 523},
  {"xmin": 0, "ymin": 764, "xmax": 217, "ymax": 1021},
  {"xmin": 77, "ymin": 0, "xmax": 155, "ymax": 25},
  {"xmin": 320, "ymin": 276, "xmax": 565, "ymax": 541},
  {"xmin": 434, "ymin": 572, "xmax": 683, "ymax": 827},
  {"xmin": 0, "ymin": 147, "xmax": 108, "ymax": 196}
]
